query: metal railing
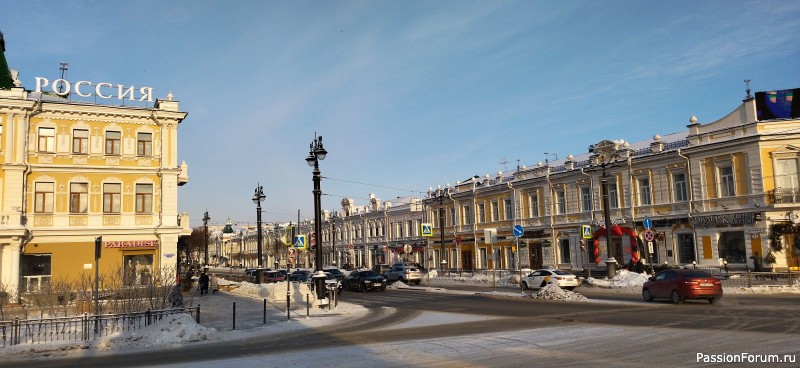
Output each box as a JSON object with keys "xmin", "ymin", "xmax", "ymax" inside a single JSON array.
[{"xmin": 0, "ymin": 306, "xmax": 199, "ymax": 348}]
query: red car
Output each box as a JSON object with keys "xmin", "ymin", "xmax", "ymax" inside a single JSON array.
[{"xmin": 642, "ymin": 269, "xmax": 723, "ymax": 304}]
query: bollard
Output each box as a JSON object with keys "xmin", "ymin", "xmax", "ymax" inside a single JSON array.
[
  {"xmin": 306, "ymin": 293, "xmax": 310, "ymax": 317},
  {"xmin": 232, "ymin": 302, "xmax": 236, "ymax": 331},
  {"xmin": 263, "ymin": 299, "xmax": 267, "ymax": 326},
  {"xmin": 196, "ymin": 304, "xmax": 201, "ymax": 323},
  {"xmin": 747, "ymin": 269, "xmax": 752, "ymax": 288},
  {"xmin": 286, "ymin": 294, "xmax": 290, "ymax": 321},
  {"xmin": 788, "ymin": 269, "xmax": 793, "ymax": 286}
]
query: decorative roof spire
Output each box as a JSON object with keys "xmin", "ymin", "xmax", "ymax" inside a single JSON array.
[{"xmin": 0, "ymin": 30, "xmax": 15, "ymax": 89}]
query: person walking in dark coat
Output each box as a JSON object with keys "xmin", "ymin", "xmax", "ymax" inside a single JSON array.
[{"xmin": 199, "ymin": 272, "xmax": 210, "ymax": 295}]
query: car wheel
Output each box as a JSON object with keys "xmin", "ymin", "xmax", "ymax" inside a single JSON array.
[
  {"xmin": 360, "ymin": 283, "xmax": 366, "ymax": 293},
  {"xmin": 521, "ymin": 282, "xmax": 528, "ymax": 290},
  {"xmin": 565, "ymin": 287, "xmax": 575, "ymax": 291},
  {"xmin": 671, "ymin": 290, "xmax": 682, "ymax": 304},
  {"xmin": 642, "ymin": 288, "xmax": 654, "ymax": 302},
  {"xmin": 708, "ymin": 297, "xmax": 715, "ymax": 304}
]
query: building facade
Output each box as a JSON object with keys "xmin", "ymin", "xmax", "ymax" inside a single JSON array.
[{"xmin": 0, "ymin": 39, "xmax": 190, "ymax": 295}]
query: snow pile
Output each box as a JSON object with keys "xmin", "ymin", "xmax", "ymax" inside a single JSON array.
[
  {"xmin": 431, "ymin": 271, "xmax": 517, "ymax": 287},
  {"xmin": 387, "ymin": 280, "xmax": 410, "ymax": 289},
  {"xmin": 724, "ymin": 284, "xmax": 800, "ymax": 294},
  {"xmin": 585, "ymin": 270, "xmax": 649, "ymax": 291},
  {"xmin": 95, "ymin": 313, "xmax": 218, "ymax": 351},
  {"xmin": 532, "ymin": 284, "xmax": 588, "ymax": 302}
]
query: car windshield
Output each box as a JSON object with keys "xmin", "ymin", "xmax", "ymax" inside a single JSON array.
[
  {"xmin": 682, "ymin": 270, "xmax": 712, "ymax": 278},
  {"xmin": 325, "ymin": 269, "xmax": 343, "ymax": 275},
  {"xmin": 552, "ymin": 270, "xmax": 571, "ymax": 275}
]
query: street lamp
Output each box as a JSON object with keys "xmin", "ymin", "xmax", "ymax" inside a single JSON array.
[
  {"xmin": 330, "ymin": 211, "xmax": 339, "ymax": 267},
  {"xmin": 253, "ymin": 184, "xmax": 266, "ymax": 283},
  {"xmin": 306, "ymin": 133, "xmax": 328, "ymax": 301},
  {"xmin": 432, "ymin": 185, "xmax": 449, "ymax": 274},
  {"xmin": 590, "ymin": 140, "xmax": 626, "ymax": 278},
  {"xmin": 202, "ymin": 210, "xmax": 210, "ymax": 267}
]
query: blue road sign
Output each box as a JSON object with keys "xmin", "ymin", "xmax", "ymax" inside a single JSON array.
[
  {"xmin": 643, "ymin": 217, "xmax": 653, "ymax": 229},
  {"xmin": 513, "ymin": 224, "xmax": 524, "ymax": 237}
]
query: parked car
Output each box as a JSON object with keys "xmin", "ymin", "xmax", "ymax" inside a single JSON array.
[
  {"xmin": 344, "ymin": 270, "xmax": 386, "ymax": 292},
  {"xmin": 322, "ymin": 267, "xmax": 346, "ymax": 281},
  {"xmin": 384, "ymin": 263, "xmax": 422, "ymax": 285},
  {"xmin": 310, "ymin": 272, "xmax": 343, "ymax": 295},
  {"xmin": 520, "ymin": 269, "xmax": 579, "ymax": 290},
  {"xmin": 372, "ymin": 264, "xmax": 391, "ymax": 275},
  {"xmin": 262, "ymin": 271, "xmax": 286, "ymax": 283},
  {"xmin": 288, "ymin": 269, "xmax": 312, "ymax": 282},
  {"xmin": 642, "ymin": 269, "xmax": 723, "ymax": 304}
]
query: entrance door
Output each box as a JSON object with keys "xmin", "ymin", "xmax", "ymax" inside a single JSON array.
[
  {"xmin": 529, "ymin": 245, "xmax": 543, "ymax": 269},
  {"xmin": 677, "ymin": 233, "xmax": 695, "ymax": 264},
  {"xmin": 462, "ymin": 251, "xmax": 473, "ymax": 270}
]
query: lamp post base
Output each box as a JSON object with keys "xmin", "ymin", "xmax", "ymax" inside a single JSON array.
[{"xmin": 605, "ymin": 257, "xmax": 617, "ymax": 279}]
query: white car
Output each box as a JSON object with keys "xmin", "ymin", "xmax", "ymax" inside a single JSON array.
[{"xmin": 520, "ymin": 269, "xmax": 579, "ymax": 290}]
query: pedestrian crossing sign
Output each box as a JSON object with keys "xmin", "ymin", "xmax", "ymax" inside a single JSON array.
[
  {"xmin": 581, "ymin": 225, "xmax": 592, "ymax": 239},
  {"xmin": 421, "ymin": 223, "xmax": 433, "ymax": 237},
  {"xmin": 293, "ymin": 235, "xmax": 306, "ymax": 250}
]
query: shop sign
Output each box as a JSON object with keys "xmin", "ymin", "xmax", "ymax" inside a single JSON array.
[
  {"xmin": 104, "ymin": 240, "xmax": 158, "ymax": 248},
  {"xmin": 591, "ymin": 218, "xmax": 628, "ymax": 227},
  {"xmin": 34, "ymin": 77, "xmax": 153, "ymax": 102},
  {"xmin": 692, "ymin": 213, "xmax": 755, "ymax": 227}
]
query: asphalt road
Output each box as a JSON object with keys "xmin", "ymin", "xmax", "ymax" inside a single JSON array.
[{"xmin": 5, "ymin": 283, "xmax": 798, "ymax": 367}]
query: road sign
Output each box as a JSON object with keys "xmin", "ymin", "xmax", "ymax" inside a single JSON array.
[
  {"xmin": 647, "ymin": 241, "xmax": 654, "ymax": 253},
  {"xmin": 581, "ymin": 225, "xmax": 592, "ymax": 239},
  {"xmin": 421, "ymin": 223, "xmax": 433, "ymax": 237},
  {"xmin": 643, "ymin": 217, "xmax": 653, "ymax": 229},
  {"xmin": 348, "ymin": 243, "xmax": 354, "ymax": 250},
  {"xmin": 293, "ymin": 235, "xmax": 306, "ymax": 249},
  {"xmin": 403, "ymin": 244, "xmax": 412, "ymax": 254},
  {"xmin": 513, "ymin": 224, "xmax": 524, "ymax": 237},
  {"xmin": 644, "ymin": 229, "xmax": 655, "ymax": 242}
]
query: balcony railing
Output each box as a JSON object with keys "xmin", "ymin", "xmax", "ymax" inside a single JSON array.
[{"xmin": 772, "ymin": 188, "xmax": 800, "ymax": 204}]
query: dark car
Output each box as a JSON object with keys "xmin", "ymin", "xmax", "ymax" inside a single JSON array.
[
  {"xmin": 288, "ymin": 269, "xmax": 312, "ymax": 282},
  {"xmin": 642, "ymin": 269, "xmax": 723, "ymax": 304},
  {"xmin": 322, "ymin": 267, "xmax": 345, "ymax": 281},
  {"xmin": 372, "ymin": 264, "xmax": 391, "ymax": 275},
  {"xmin": 344, "ymin": 270, "xmax": 386, "ymax": 292}
]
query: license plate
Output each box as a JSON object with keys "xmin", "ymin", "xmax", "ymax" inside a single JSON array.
[{"xmin": 700, "ymin": 283, "xmax": 713, "ymax": 287}]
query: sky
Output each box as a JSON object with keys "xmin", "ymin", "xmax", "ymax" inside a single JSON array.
[{"xmin": 3, "ymin": 1, "xmax": 800, "ymax": 227}]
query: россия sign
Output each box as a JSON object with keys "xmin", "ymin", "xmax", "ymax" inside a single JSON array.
[{"xmin": 34, "ymin": 77, "xmax": 154, "ymax": 102}]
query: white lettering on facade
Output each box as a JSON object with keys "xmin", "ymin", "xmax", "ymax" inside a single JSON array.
[
  {"xmin": 33, "ymin": 77, "xmax": 154, "ymax": 102},
  {"xmin": 104, "ymin": 240, "xmax": 158, "ymax": 248}
]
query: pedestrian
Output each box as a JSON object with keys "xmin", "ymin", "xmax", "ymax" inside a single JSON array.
[
  {"xmin": 199, "ymin": 271, "xmax": 210, "ymax": 295},
  {"xmin": 750, "ymin": 252, "xmax": 763, "ymax": 272}
]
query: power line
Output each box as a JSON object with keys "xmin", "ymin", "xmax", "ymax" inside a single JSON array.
[{"xmin": 322, "ymin": 176, "xmax": 425, "ymax": 194}]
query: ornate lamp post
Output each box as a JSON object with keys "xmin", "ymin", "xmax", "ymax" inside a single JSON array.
[
  {"xmin": 202, "ymin": 210, "xmax": 210, "ymax": 266},
  {"xmin": 433, "ymin": 185, "xmax": 449, "ymax": 274},
  {"xmin": 590, "ymin": 140, "xmax": 625, "ymax": 278},
  {"xmin": 253, "ymin": 184, "xmax": 266, "ymax": 283},
  {"xmin": 306, "ymin": 133, "xmax": 328, "ymax": 301},
  {"xmin": 330, "ymin": 211, "xmax": 339, "ymax": 266}
]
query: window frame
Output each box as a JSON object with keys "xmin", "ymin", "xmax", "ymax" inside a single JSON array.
[
  {"xmin": 34, "ymin": 182, "xmax": 55, "ymax": 213},
  {"xmin": 718, "ymin": 164, "xmax": 736, "ymax": 197},
  {"xmin": 580, "ymin": 186, "xmax": 592, "ymax": 212},
  {"xmin": 638, "ymin": 177, "xmax": 652, "ymax": 205},
  {"xmin": 135, "ymin": 183, "xmax": 153, "ymax": 214},
  {"xmin": 530, "ymin": 191, "xmax": 540, "ymax": 217},
  {"xmin": 136, "ymin": 132, "xmax": 153, "ymax": 157},
  {"xmin": 72, "ymin": 129, "xmax": 89, "ymax": 154},
  {"xmin": 672, "ymin": 171, "xmax": 688, "ymax": 202},
  {"xmin": 504, "ymin": 198, "xmax": 513, "ymax": 220},
  {"xmin": 69, "ymin": 182, "xmax": 89, "ymax": 214},
  {"xmin": 556, "ymin": 188, "xmax": 566, "ymax": 214},
  {"xmin": 103, "ymin": 183, "xmax": 122, "ymax": 214},
  {"xmin": 38, "ymin": 127, "xmax": 55, "ymax": 153},
  {"xmin": 105, "ymin": 130, "xmax": 122, "ymax": 156}
]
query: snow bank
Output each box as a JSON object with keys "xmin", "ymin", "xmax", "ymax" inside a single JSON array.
[
  {"xmin": 723, "ymin": 285, "xmax": 800, "ymax": 294},
  {"xmin": 95, "ymin": 313, "xmax": 218, "ymax": 351},
  {"xmin": 387, "ymin": 280, "xmax": 410, "ymax": 289},
  {"xmin": 585, "ymin": 270, "xmax": 649, "ymax": 291},
  {"xmin": 532, "ymin": 284, "xmax": 588, "ymax": 302}
]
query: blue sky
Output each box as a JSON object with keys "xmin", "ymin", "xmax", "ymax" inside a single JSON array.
[{"xmin": 4, "ymin": 1, "xmax": 800, "ymax": 227}]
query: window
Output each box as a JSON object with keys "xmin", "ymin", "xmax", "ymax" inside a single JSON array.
[
  {"xmin": 491, "ymin": 200, "xmax": 499, "ymax": 222},
  {"xmin": 478, "ymin": 203, "xmax": 486, "ymax": 223},
  {"xmin": 580, "ymin": 186, "xmax": 592, "ymax": 212},
  {"xmin": 673, "ymin": 172, "xmax": 688, "ymax": 202},
  {"xmin": 135, "ymin": 183, "xmax": 153, "ymax": 213},
  {"xmin": 137, "ymin": 132, "xmax": 152, "ymax": 156},
  {"xmin": 530, "ymin": 192, "xmax": 539, "ymax": 217},
  {"xmin": 479, "ymin": 248, "xmax": 487, "ymax": 269},
  {"xmin": 38, "ymin": 127, "xmax": 55, "ymax": 153},
  {"xmin": 504, "ymin": 198, "xmax": 513, "ymax": 220},
  {"xmin": 605, "ymin": 182, "xmax": 619, "ymax": 208},
  {"xmin": 775, "ymin": 158, "xmax": 799, "ymax": 189},
  {"xmin": 105, "ymin": 131, "xmax": 121, "ymax": 155},
  {"xmin": 103, "ymin": 183, "xmax": 121, "ymax": 214},
  {"xmin": 556, "ymin": 189, "xmax": 566, "ymax": 214},
  {"xmin": 34, "ymin": 182, "xmax": 54, "ymax": 213},
  {"xmin": 718, "ymin": 231, "xmax": 746, "ymax": 263},
  {"xmin": 450, "ymin": 208, "xmax": 456, "ymax": 226},
  {"xmin": 719, "ymin": 165, "xmax": 735, "ymax": 197},
  {"xmin": 463, "ymin": 205, "xmax": 472, "ymax": 225},
  {"xmin": 69, "ymin": 183, "xmax": 89, "ymax": 213},
  {"xmin": 72, "ymin": 129, "xmax": 89, "ymax": 154},
  {"xmin": 559, "ymin": 238, "xmax": 571, "ymax": 264},
  {"xmin": 639, "ymin": 177, "xmax": 651, "ymax": 205}
]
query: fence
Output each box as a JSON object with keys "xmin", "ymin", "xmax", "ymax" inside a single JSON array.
[
  {"xmin": 698, "ymin": 267, "xmax": 797, "ymax": 288},
  {"xmin": 0, "ymin": 306, "xmax": 199, "ymax": 348}
]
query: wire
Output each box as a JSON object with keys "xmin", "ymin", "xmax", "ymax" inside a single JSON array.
[{"xmin": 323, "ymin": 176, "xmax": 425, "ymax": 195}]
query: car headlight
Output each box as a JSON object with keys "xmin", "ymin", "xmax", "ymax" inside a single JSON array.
[{"xmin": 364, "ymin": 280, "xmax": 372, "ymax": 284}]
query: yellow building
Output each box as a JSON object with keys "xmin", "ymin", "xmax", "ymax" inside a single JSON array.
[{"xmin": 0, "ymin": 34, "xmax": 190, "ymax": 295}]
